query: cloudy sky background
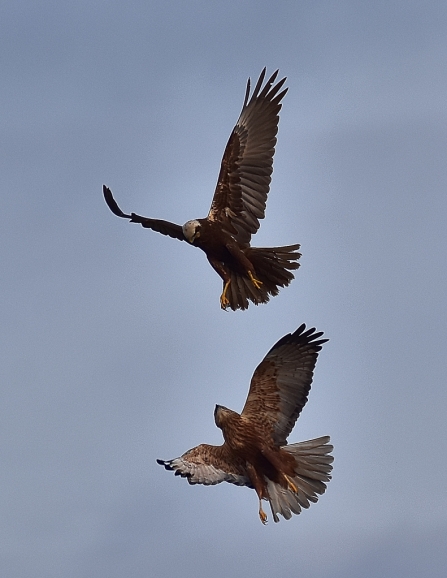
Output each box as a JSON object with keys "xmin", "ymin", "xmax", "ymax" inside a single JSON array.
[{"xmin": 1, "ymin": 1, "xmax": 446, "ymax": 576}]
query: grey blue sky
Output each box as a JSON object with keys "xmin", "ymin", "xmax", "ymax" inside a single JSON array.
[{"xmin": 1, "ymin": 1, "xmax": 446, "ymax": 577}]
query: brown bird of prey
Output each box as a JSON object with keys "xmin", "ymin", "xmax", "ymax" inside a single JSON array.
[
  {"xmin": 157, "ymin": 324, "xmax": 333, "ymax": 524},
  {"xmin": 103, "ymin": 68, "xmax": 300, "ymax": 311}
]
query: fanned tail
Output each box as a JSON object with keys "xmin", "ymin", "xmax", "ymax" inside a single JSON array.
[
  {"xmin": 226, "ymin": 244, "xmax": 301, "ymax": 311},
  {"xmin": 266, "ymin": 436, "xmax": 333, "ymax": 523}
]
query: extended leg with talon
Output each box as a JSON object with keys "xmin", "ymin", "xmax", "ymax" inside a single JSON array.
[
  {"xmin": 284, "ymin": 474, "xmax": 298, "ymax": 494},
  {"xmin": 258, "ymin": 499, "xmax": 268, "ymax": 525},
  {"xmin": 220, "ymin": 279, "xmax": 231, "ymax": 309},
  {"xmin": 248, "ymin": 270, "xmax": 263, "ymax": 289},
  {"xmin": 246, "ymin": 462, "xmax": 269, "ymax": 524}
]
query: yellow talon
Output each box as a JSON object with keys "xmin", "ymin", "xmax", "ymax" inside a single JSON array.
[
  {"xmin": 284, "ymin": 474, "xmax": 298, "ymax": 494},
  {"xmin": 259, "ymin": 502, "xmax": 268, "ymax": 525},
  {"xmin": 248, "ymin": 270, "xmax": 263, "ymax": 289},
  {"xmin": 220, "ymin": 280, "xmax": 231, "ymax": 309}
]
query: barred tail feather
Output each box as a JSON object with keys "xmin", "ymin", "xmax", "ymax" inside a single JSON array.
[
  {"xmin": 226, "ymin": 244, "xmax": 301, "ymax": 310},
  {"xmin": 266, "ymin": 436, "xmax": 333, "ymax": 523}
]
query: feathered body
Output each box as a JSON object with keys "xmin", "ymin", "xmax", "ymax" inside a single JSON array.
[
  {"xmin": 158, "ymin": 324, "xmax": 333, "ymax": 523},
  {"xmin": 103, "ymin": 68, "xmax": 300, "ymax": 310}
]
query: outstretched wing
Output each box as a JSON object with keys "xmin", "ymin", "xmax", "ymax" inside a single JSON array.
[
  {"xmin": 157, "ymin": 443, "xmax": 250, "ymax": 487},
  {"xmin": 208, "ymin": 69, "xmax": 288, "ymax": 245},
  {"xmin": 241, "ymin": 324, "xmax": 328, "ymax": 447},
  {"xmin": 103, "ymin": 185, "xmax": 185, "ymax": 241}
]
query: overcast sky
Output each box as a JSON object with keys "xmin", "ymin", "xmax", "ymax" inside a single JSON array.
[{"xmin": 1, "ymin": 1, "xmax": 446, "ymax": 577}]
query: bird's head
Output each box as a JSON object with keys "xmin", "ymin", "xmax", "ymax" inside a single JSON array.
[
  {"xmin": 182, "ymin": 219, "xmax": 201, "ymax": 243},
  {"xmin": 214, "ymin": 404, "xmax": 233, "ymax": 429}
]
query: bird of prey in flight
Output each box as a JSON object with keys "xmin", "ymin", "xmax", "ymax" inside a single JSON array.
[
  {"xmin": 157, "ymin": 324, "xmax": 333, "ymax": 524},
  {"xmin": 103, "ymin": 68, "xmax": 300, "ymax": 310}
]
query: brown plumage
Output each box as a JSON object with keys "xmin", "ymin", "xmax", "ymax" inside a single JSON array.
[
  {"xmin": 157, "ymin": 324, "xmax": 333, "ymax": 524},
  {"xmin": 103, "ymin": 68, "xmax": 300, "ymax": 310}
]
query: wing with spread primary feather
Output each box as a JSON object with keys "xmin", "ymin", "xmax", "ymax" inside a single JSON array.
[
  {"xmin": 103, "ymin": 185, "xmax": 185, "ymax": 241},
  {"xmin": 241, "ymin": 325, "xmax": 328, "ymax": 446},
  {"xmin": 208, "ymin": 69, "xmax": 288, "ymax": 245},
  {"xmin": 157, "ymin": 443, "xmax": 250, "ymax": 487}
]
